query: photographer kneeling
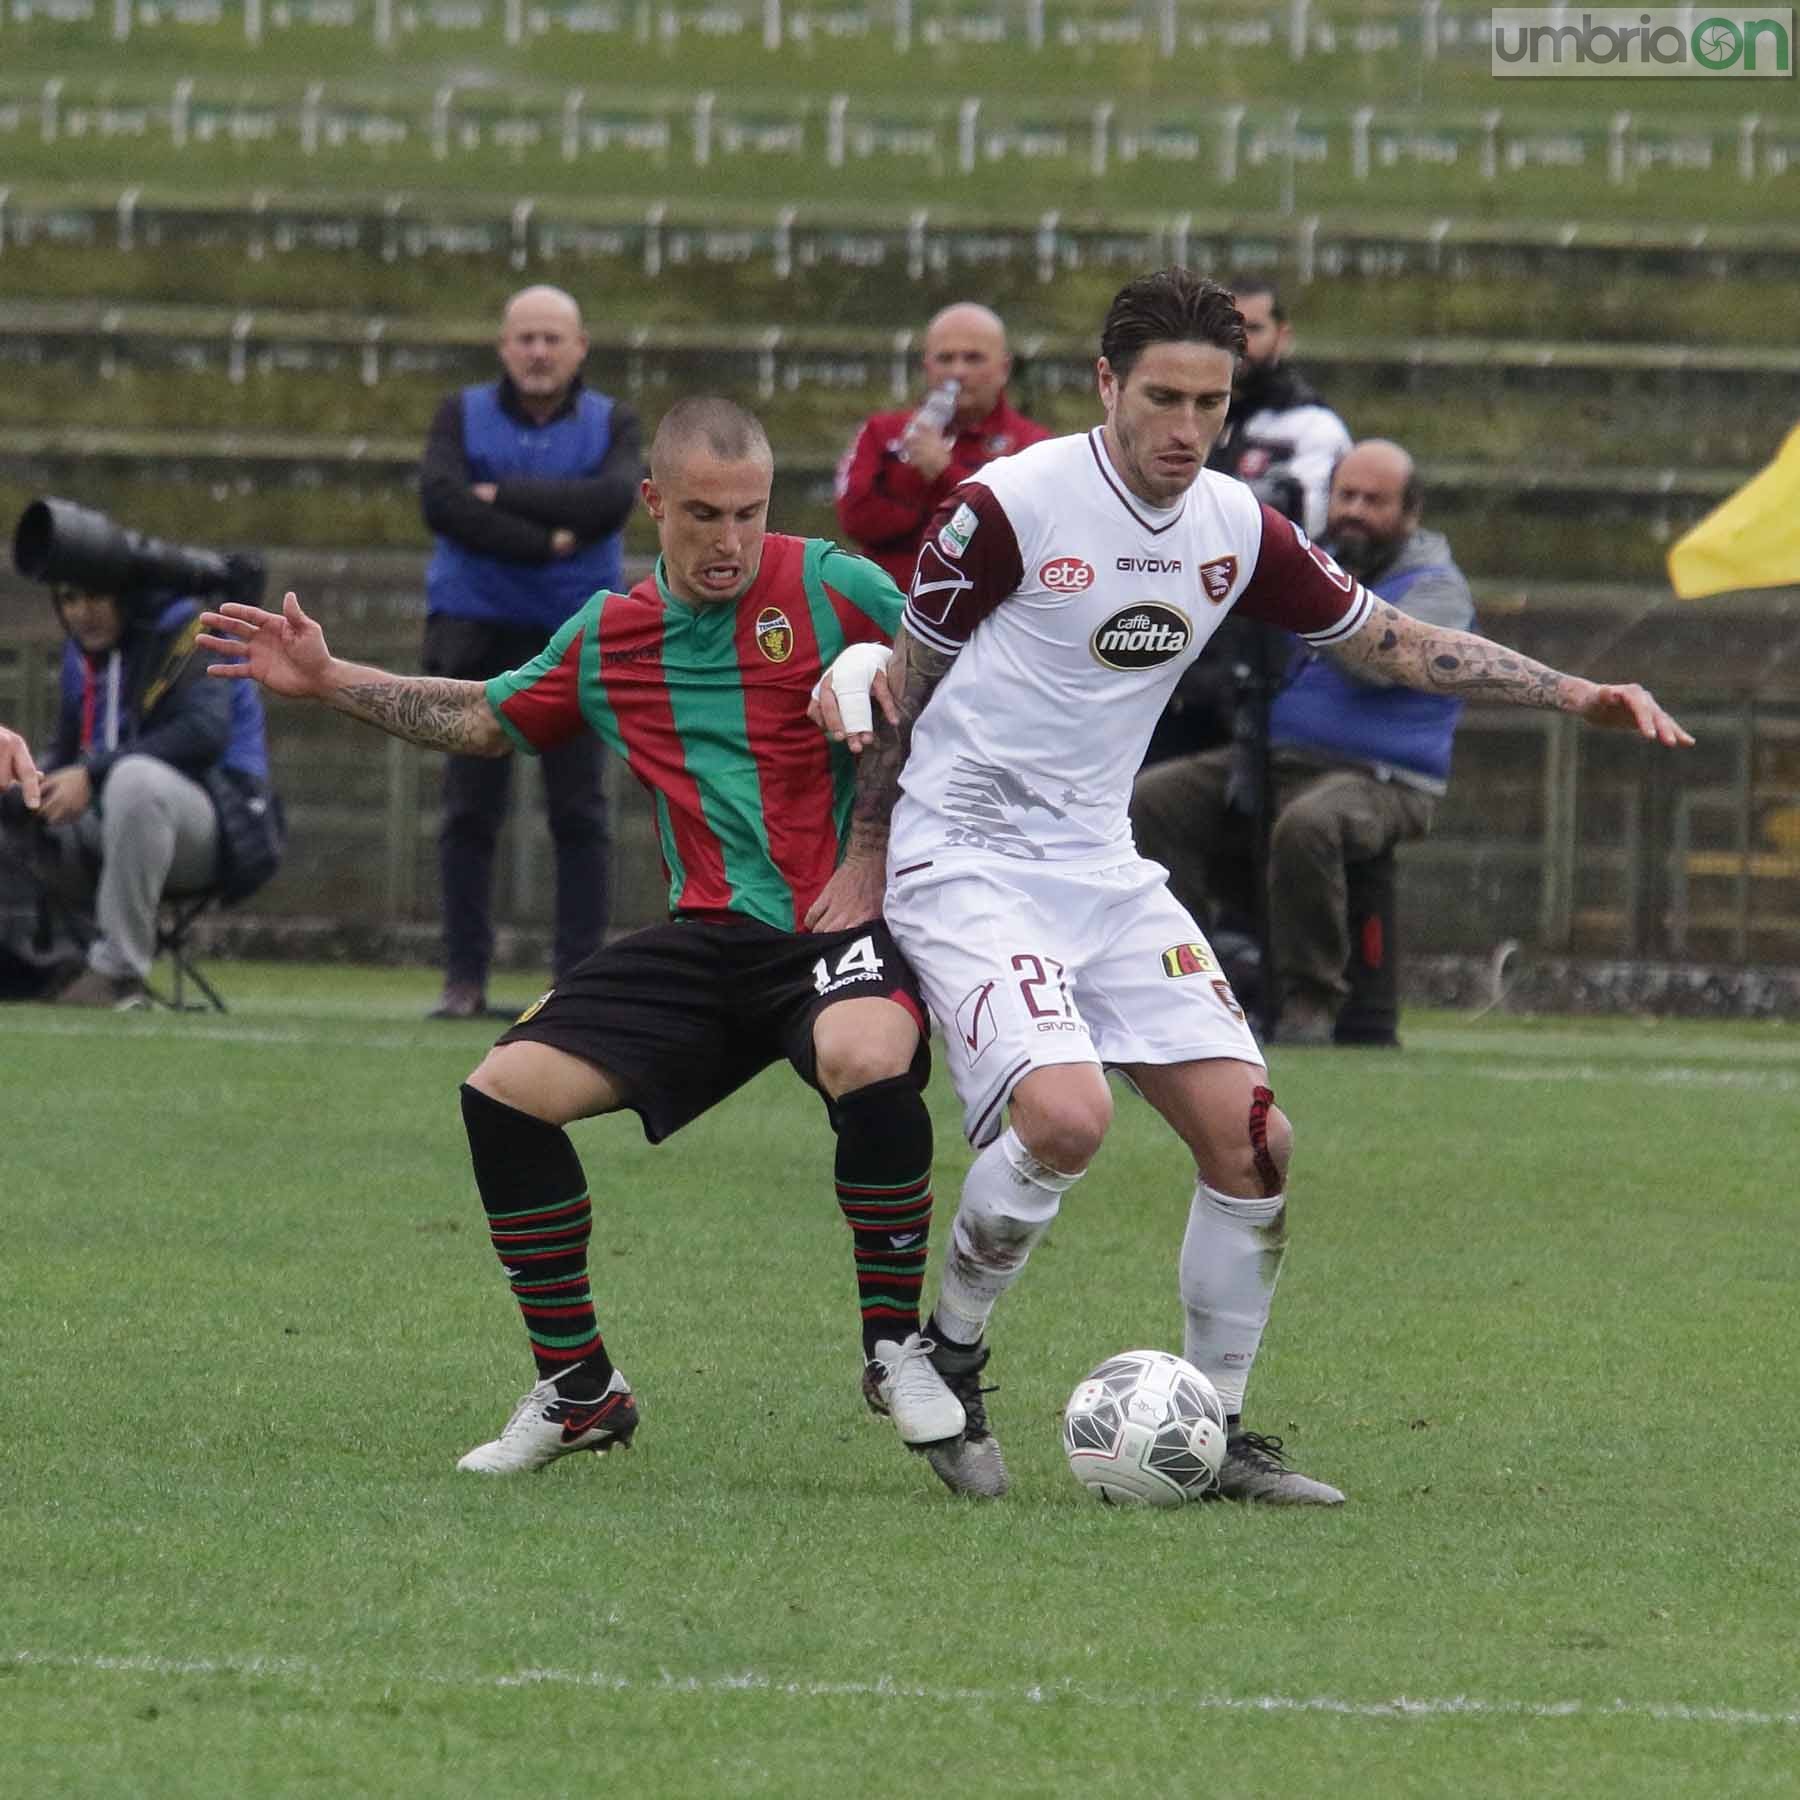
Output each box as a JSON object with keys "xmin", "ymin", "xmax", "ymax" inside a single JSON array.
[{"xmin": 2, "ymin": 502, "xmax": 280, "ymax": 1007}]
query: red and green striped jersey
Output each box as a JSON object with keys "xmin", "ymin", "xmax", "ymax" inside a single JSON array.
[{"xmin": 486, "ymin": 533, "xmax": 902, "ymax": 931}]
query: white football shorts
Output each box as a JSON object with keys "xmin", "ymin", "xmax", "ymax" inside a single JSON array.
[{"xmin": 884, "ymin": 854, "xmax": 1265, "ymax": 1146}]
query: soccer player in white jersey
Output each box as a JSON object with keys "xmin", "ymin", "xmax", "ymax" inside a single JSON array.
[{"xmin": 813, "ymin": 268, "xmax": 1693, "ymax": 1504}]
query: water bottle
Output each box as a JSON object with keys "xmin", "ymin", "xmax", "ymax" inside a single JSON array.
[{"xmin": 897, "ymin": 378, "xmax": 961, "ymax": 462}]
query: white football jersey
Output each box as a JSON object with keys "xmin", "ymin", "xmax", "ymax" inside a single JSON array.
[{"xmin": 891, "ymin": 428, "xmax": 1372, "ymax": 870}]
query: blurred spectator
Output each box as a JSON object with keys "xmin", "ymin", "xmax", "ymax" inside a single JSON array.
[
  {"xmin": 1207, "ymin": 278, "xmax": 1351, "ymax": 540},
  {"xmin": 0, "ymin": 577, "xmax": 278, "ymax": 1007},
  {"xmin": 834, "ymin": 302, "xmax": 1051, "ymax": 587},
  {"xmin": 420, "ymin": 284, "xmax": 641, "ymax": 1019},
  {"xmin": 1144, "ymin": 281, "xmax": 1353, "ymax": 768},
  {"xmin": 1130, "ymin": 441, "xmax": 1475, "ymax": 1045}
]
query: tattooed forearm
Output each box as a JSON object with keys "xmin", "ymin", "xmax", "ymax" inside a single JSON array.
[
  {"xmin": 330, "ymin": 675, "xmax": 507, "ymax": 755},
  {"xmin": 1335, "ymin": 599, "xmax": 1580, "ymax": 711},
  {"xmin": 846, "ymin": 624, "xmax": 957, "ymax": 854}
]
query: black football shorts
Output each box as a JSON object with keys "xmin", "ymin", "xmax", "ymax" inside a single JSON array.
[{"xmin": 494, "ymin": 915, "xmax": 929, "ymax": 1143}]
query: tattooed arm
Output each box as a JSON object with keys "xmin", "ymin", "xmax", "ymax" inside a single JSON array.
[
  {"xmin": 845, "ymin": 624, "xmax": 959, "ymax": 857},
  {"xmin": 197, "ymin": 591, "xmax": 509, "ymax": 756},
  {"xmin": 802, "ymin": 623, "xmax": 958, "ymax": 931},
  {"xmin": 1334, "ymin": 597, "xmax": 1694, "ymax": 747},
  {"xmin": 326, "ymin": 672, "xmax": 505, "ymax": 754}
]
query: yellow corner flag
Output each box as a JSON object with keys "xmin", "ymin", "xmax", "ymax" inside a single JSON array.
[{"xmin": 1667, "ymin": 423, "xmax": 1800, "ymax": 600}]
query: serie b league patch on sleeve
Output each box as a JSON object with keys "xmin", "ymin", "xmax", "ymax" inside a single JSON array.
[{"xmin": 938, "ymin": 503, "xmax": 979, "ymax": 559}]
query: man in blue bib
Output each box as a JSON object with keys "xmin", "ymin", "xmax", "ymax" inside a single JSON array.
[{"xmin": 420, "ymin": 285, "xmax": 642, "ymax": 1019}]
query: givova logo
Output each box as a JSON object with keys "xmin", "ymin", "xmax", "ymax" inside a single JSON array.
[{"xmin": 1492, "ymin": 9, "xmax": 1794, "ymax": 76}]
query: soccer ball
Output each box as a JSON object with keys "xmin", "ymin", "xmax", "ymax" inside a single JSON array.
[{"xmin": 1062, "ymin": 1349, "xmax": 1228, "ymax": 1506}]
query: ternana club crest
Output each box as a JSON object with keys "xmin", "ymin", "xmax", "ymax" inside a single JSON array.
[{"xmin": 755, "ymin": 607, "xmax": 794, "ymax": 663}]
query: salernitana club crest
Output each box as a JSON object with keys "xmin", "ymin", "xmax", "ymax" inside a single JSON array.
[{"xmin": 755, "ymin": 606, "xmax": 794, "ymax": 663}]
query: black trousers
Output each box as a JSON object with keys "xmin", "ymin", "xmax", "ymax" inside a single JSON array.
[{"xmin": 423, "ymin": 613, "xmax": 611, "ymax": 988}]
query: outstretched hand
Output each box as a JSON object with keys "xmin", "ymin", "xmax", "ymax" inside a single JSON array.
[
  {"xmin": 1573, "ymin": 681, "xmax": 1694, "ymax": 748},
  {"xmin": 198, "ymin": 592, "xmax": 334, "ymax": 700}
]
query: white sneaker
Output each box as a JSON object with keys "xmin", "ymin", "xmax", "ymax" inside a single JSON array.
[
  {"xmin": 861, "ymin": 1334, "xmax": 966, "ymax": 1449},
  {"xmin": 456, "ymin": 1366, "xmax": 639, "ymax": 1475}
]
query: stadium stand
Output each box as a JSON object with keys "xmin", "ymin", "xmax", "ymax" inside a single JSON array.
[
  {"xmin": 6, "ymin": 304, "xmax": 1800, "ymax": 408},
  {"xmin": 3, "ymin": 83, "xmax": 1797, "ymax": 217},
  {"xmin": 3, "ymin": 0, "xmax": 1794, "ymax": 976},
  {"xmin": 6, "ymin": 191, "xmax": 1800, "ymax": 290},
  {"xmin": 0, "ymin": 0, "xmax": 1775, "ymax": 82}
]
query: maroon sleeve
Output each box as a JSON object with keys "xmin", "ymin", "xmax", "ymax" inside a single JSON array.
[
  {"xmin": 1233, "ymin": 502, "xmax": 1373, "ymax": 645},
  {"xmin": 902, "ymin": 483, "xmax": 1025, "ymax": 654}
]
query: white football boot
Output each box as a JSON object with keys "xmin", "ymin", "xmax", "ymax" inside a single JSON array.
[
  {"xmin": 862, "ymin": 1333, "xmax": 966, "ymax": 1449},
  {"xmin": 456, "ymin": 1366, "xmax": 639, "ymax": 1475}
]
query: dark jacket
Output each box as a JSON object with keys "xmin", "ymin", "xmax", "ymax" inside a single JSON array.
[
  {"xmin": 54, "ymin": 597, "xmax": 232, "ymax": 792},
  {"xmin": 53, "ymin": 594, "xmax": 280, "ymax": 899}
]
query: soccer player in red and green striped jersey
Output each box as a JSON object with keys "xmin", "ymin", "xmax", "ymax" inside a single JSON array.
[{"xmin": 199, "ymin": 397, "xmax": 965, "ymax": 1479}]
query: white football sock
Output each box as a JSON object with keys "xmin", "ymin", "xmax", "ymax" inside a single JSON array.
[
  {"xmin": 1179, "ymin": 1180, "xmax": 1288, "ymax": 1416},
  {"xmin": 931, "ymin": 1126, "xmax": 1084, "ymax": 1346}
]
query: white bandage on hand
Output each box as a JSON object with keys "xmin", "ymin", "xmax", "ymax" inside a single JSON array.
[{"xmin": 812, "ymin": 640, "xmax": 892, "ymax": 737}]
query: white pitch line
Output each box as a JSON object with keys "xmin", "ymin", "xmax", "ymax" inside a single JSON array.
[
  {"xmin": 8, "ymin": 1649, "xmax": 1799, "ymax": 1730},
  {"xmin": 1405, "ymin": 1030, "xmax": 1800, "ymax": 1067},
  {"xmin": 3, "ymin": 1016, "xmax": 463, "ymax": 1052},
  {"xmin": 1466, "ymin": 1063, "xmax": 1799, "ymax": 1092}
]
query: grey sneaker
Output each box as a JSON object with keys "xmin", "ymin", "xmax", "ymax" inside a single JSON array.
[
  {"xmin": 922, "ymin": 1337, "xmax": 1010, "ymax": 1500},
  {"xmin": 862, "ymin": 1333, "xmax": 965, "ymax": 1449},
  {"xmin": 1213, "ymin": 1429, "xmax": 1345, "ymax": 1506},
  {"xmin": 1276, "ymin": 997, "xmax": 1337, "ymax": 1047},
  {"xmin": 55, "ymin": 967, "xmax": 148, "ymax": 1011},
  {"xmin": 428, "ymin": 981, "xmax": 487, "ymax": 1021}
]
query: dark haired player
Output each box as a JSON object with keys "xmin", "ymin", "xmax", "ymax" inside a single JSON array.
[
  {"xmin": 824, "ymin": 269, "xmax": 1692, "ymax": 1504},
  {"xmin": 201, "ymin": 397, "xmax": 964, "ymax": 1476}
]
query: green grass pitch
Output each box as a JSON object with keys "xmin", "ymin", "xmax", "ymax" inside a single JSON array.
[{"xmin": 3, "ymin": 965, "xmax": 1797, "ymax": 1795}]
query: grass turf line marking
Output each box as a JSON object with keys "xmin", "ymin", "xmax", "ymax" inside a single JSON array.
[
  {"xmin": 4, "ymin": 1017, "xmax": 474, "ymax": 1052},
  {"xmin": 1467, "ymin": 1063, "xmax": 1798, "ymax": 1092},
  {"xmin": 9, "ymin": 1650, "xmax": 1800, "ymax": 1730}
]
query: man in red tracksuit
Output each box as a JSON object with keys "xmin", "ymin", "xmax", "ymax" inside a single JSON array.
[{"xmin": 834, "ymin": 302, "xmax": 1051, "ymax": 587}]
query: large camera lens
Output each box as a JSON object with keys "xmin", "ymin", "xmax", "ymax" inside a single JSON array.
[
  {"xmin": 13, "ymin": 498, "xmax": 138, "ymax": 594},
  {"xmin": 12, "ymin": 498, "xmax": 263, "ymax": 608}
]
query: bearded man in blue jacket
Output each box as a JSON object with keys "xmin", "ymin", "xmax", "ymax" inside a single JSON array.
[{"xmin": 1131, "ymin": 439, "xmax": 1475, "ymax": 1045}]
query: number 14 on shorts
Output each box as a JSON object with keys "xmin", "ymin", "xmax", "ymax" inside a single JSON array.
[{"xmin": 812, "ymin": 935, "xmax": 886, "ymax": 996}]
